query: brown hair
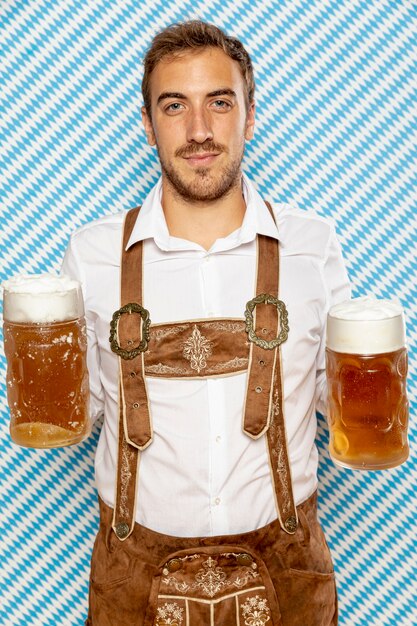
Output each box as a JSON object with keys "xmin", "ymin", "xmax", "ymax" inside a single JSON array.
[{"xmin": 142, "ymin": 20, "xmax": 255, "ymax": 118}]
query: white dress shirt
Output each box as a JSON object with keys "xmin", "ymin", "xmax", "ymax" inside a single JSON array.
[{"xmin": 62, "ymin": 174, "xmax": 351, "ymax": 537}]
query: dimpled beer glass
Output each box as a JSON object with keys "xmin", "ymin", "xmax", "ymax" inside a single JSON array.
[
  {"xmin": 326, "ymin": 297, "xmax": 409, "ymax": 470},
  {"xmin": 3, "ymin": 274, "xmax": 90, "ymax": 448}
]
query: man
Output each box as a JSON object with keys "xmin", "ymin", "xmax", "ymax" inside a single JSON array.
[{"xmin": 62, "ymin": 20, "xmax": 350, "ymax": 626}]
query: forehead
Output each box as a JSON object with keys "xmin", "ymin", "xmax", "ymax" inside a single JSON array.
[{"xmin": 149, "ymin": 47, "xmax": 245, "ymax": 100}]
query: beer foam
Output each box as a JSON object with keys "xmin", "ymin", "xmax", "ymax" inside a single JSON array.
[
  {"xmin": 3, "ymin": 273, "xmax": 84, "ymax": 323},
  {"xmin": 327, "ymin": 296, "xmax": 406, "ymax": 354}
]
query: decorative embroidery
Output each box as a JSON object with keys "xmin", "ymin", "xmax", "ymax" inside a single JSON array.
[
  {"xmin": 146, "ymin": 357, "xmax": 248, "ymax": 377},
  {"xmin": 210, "ymin": 356, "xmax": 249, "ymax": 372},
  {"xmin": 146, "ymin": 363, "xmax": 188, "ymax": 376},
  {"xmin": 204, "ymin": 321, "xmax": 245, "ymax": 333},
  {"xmin": 152, "ymin": 326, "xmax": 185, "ymax": 341},
  {"xmin": 162, "ymin": 579, "xmax": 190, "ymax": 593},
  {"xmin": 193, "ymin": 555, "xmax": 227, "ymax": 597},
  {"xmin": 119, "ymin": 436, "xmax": 135, "ymax": 518},
  {"xmin": 269, "ymin": 385, "xmax": 291, "ymax": 516},
  {"xmin": 182, "ymin": 325, "xmax": 213, "ymax": 373},
  {"xmin": 241, "ymin": 595, "xmax": 271, "ymax": 625},
  {"xmin": 161, "ymin": 554, "xmax": 259, "ymax": 598},
  {"xmin": 155, "ymin": 602, "xmax": 184, "ymax": 626}
]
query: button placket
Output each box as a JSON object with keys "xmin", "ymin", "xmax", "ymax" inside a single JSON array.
[{"xmin": 207, "ymin": 378, "xmax": 227, "ymax": 531}]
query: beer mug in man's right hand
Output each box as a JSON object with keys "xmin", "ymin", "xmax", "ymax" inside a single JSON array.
[
  {"xmin": 326, "ymin": 297, "xmax": 409, "ymax": 470},
  {"xmin": 3, "ymin": 274, "xmax": 91, "ymax": 448}
]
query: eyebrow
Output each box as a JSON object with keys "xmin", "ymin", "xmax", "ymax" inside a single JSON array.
[
  {"xmin": 157, "ymin": 88, "xmax": 237, "ymax": 105},
  {"xmin": 207, "ymin": 89, "xmax": 237, "ymax": 98}
]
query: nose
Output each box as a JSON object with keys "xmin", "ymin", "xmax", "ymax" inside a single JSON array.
[{"xmin": 186, "ymin": 107, "xmax": 213, "ymax": 144}]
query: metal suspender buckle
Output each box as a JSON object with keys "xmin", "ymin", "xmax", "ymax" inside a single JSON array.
[
  {"xmin": 109, "ymin": 302, "xmax": 151, "ymax": 359},
  {"xmin": 244, "ymin": 293, "xmax": 289, "ymax": 350}
]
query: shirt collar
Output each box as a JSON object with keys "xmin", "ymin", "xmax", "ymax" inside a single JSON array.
[{"xmin": 126, "ymin": 173, "xmax": 279, "ymax": 251}]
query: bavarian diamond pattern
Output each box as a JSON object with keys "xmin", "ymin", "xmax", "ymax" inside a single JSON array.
[{"xmin": 1, "ymin": 1, "xmax": 416, "ymax": 625}]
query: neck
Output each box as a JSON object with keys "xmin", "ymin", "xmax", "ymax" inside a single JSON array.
[{"xmin": 161, "ymin": 175, "xmax": 247, "ymax": 251}]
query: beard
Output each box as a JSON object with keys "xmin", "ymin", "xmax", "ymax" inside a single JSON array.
[{"xmin": 156, "ymin": 139, "xmax": 245, "ymax": 202}]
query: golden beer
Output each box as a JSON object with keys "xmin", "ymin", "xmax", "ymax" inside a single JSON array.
[
  {"xmin": 326, "ymin": 297, "xmax": 409, "ymax": 470},
  {"xmin": 3, "ymin": 274, "xmax": 90, "ymax": 448}
]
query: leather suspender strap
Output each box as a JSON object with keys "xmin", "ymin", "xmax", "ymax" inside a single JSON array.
[
  {"xmin": 112, "ymin": 413, "xmax": 140, "ymax": 540},
  {"xmin": 112, "ymin": 206, "xmax": 149, "ymax": 540},
  {"xmin": 267, "ymin": 349, "xmax": 298, "ymax": 534},
  {"xmin": 112, "ymin": 207, "xmax": 153, "ymax": 450},
  {"xmin": 243, "ymin": 201, "xmax": 297, "ymax": 534}
]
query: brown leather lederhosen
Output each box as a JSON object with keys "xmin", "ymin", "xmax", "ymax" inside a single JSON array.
[{"xmin": 86, "ymin": 204, "xmax": 338, "ymax": 626}]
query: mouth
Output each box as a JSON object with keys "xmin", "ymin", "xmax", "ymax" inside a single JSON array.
[{"xmin": 184, "ymin": 152, "xmax": 221, "ymax": 167}]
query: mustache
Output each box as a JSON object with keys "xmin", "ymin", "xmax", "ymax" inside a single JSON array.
[{"xmin": 175, "ymin": 141, "xmax": 226, "ymax": 158}]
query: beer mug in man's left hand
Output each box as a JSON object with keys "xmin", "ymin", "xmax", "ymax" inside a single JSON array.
[
  {"xmin": 326, "ymin": 297, "xmax": 409, "ymax": 470},
  {"xmin": 3, "ymin": 274, "xmax": 91, "ymax": 448}
]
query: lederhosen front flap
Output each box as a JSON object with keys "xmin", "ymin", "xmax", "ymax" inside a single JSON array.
[{"xmin": 110, "ymin": 203, "xmax": 298, "ymax": 540}]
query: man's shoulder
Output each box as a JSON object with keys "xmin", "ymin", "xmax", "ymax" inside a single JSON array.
[
  {"xmin": 269, "ymin": 202, "xmax": 336, "ymax": 257},
  {"xmin": 271, "ymin": 201, "xmax": 333, "ymax": 228},
  {"xmin": 69, "ymin": 210, "xmax": 126, "ymax": 241},
  {"xmin": 68, "ymin": 209, "xmax": 136, "ymax": 253},
  {"xmin": 65, "ymin": 210, "xmax": 131, "ymax": 266}
]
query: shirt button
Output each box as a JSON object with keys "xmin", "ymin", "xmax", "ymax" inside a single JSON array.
[
  {"xmin": 214, "ymin": 497, "xmax": 221, "ymax": 505},
  {"xmin": 216, "ymin": 435, "xmax": 221, "ymax": 443}
]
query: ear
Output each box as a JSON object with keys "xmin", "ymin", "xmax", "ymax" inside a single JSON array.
[
  {"xmin": 244, "ymin": 101, "xmax": 255, "ymax": 141},
  {"xmin": 141, "ymin": 106, "xmax": 156, "ymax": 146}
]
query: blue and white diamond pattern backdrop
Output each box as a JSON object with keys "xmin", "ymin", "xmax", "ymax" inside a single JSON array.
[{"xmin": 1, "ymin": 1, "xmax": 416, "ymax": 624}]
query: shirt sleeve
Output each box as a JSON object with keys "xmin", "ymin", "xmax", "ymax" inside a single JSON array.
[
  {"xmin": 61, "ymin": 237, "xmax": 105, "ymax": 424},
  {"xmin": 315, "ymin": 225, "xmax": 351, "ymax": 415}
]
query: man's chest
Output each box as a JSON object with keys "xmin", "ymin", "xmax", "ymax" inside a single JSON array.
[{"xmin": 88, "ymin": 241, "xmax": 326, "ymax": 378}]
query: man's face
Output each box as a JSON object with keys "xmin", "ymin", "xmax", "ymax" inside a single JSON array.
[{"xmin": 142, "ymin": 47, "xmax": 255, "ymax": 202}]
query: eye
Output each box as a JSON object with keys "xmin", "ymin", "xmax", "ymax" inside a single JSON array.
[
  {"xmin": 165, "ymin": 102, "xmax": 185, "ymax": 113},
  {"xmin": 211, "ymin": 99, "xmax": 232, "ymax": 110}
]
